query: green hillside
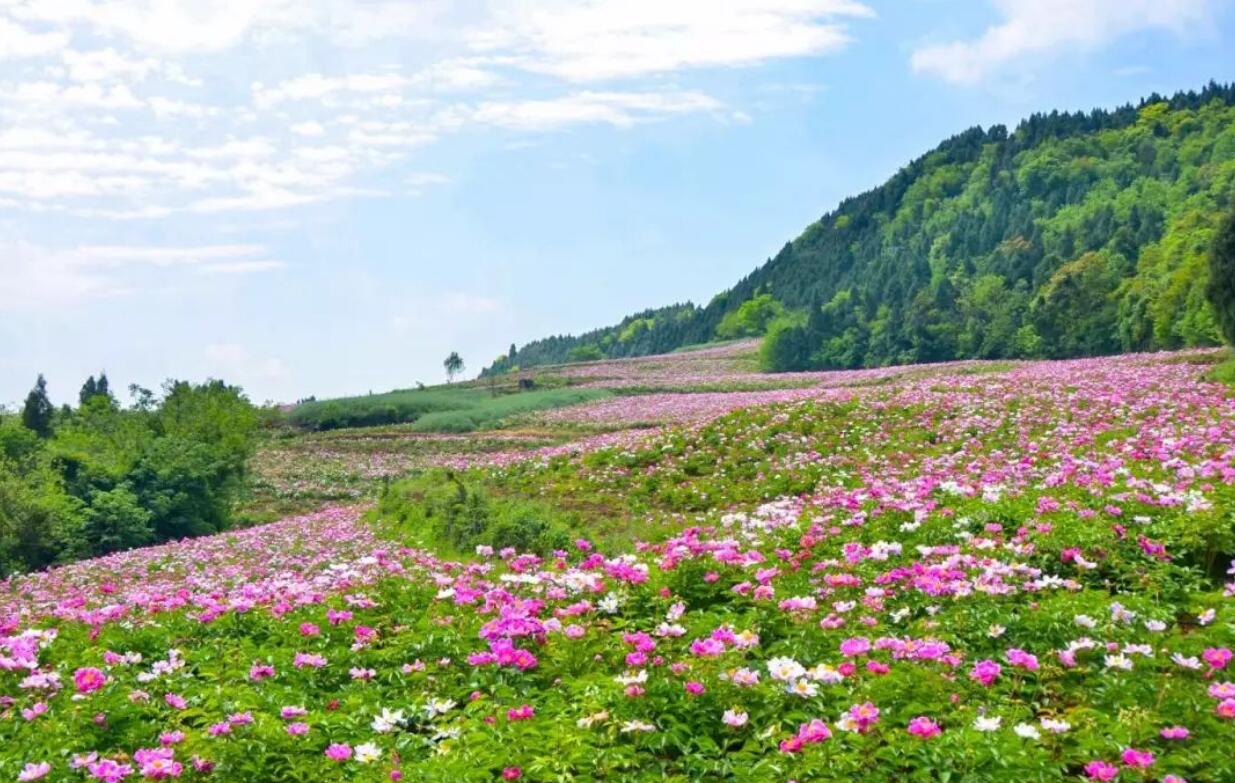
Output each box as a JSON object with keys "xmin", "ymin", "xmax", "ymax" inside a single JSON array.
[{"xmin": 486, "ymin": 82, "xmax": 1235, "ymax": 374}]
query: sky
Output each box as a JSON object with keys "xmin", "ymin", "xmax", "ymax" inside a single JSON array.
[{"xmin": 0, "ymin": 0, "xmax": 1232, "ymax": 406}]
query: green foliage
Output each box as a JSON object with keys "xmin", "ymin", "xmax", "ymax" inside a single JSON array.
[
  {"xmin": 567, "ymin": 345, "xmax": 604, "ymax": 362},
  {"xmin": 376, "ymin": 470, "xmax": 573, "ymax": 555},
  {"xmin": 443, "ymin": 352, "xmax": 465, "ymax": 383},
  {"xmin": 289, "ymin": 385, "xmax": 610, "ymax": 432},
  {"xmin": 20, "ymin": 374, "xmax": 54, "ymax": 438},
  {"xmin": 0, "ymin": 379, "xmax": 257, "ymax": 575},
  {"xmin": 1208, "ymin": 204, "xmax": 1235, "ymax": 345},
  {"xmin": 487, "ymin": 83, "xmax": 1235, "ymax": 373},
  {"xmin": 715, "ymin": 293, "xmax": 784, "ymax": 339}
]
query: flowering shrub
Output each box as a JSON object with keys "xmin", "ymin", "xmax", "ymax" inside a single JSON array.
[{"xmin": 0, "ymin": 351, "xmax": 1233, "ymax": 781}]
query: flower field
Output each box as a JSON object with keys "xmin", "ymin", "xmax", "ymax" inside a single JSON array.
[{"xmin": 3, "ymin": 350, "xmax": 1235, "ymax": 782}]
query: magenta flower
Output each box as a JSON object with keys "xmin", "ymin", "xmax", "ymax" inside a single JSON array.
[
  {"xmin": 324, "ymin": 744, "xmax": 352, "ymax": 762},
  {"xmin": 1120, "ymin": 748, "xmax": 1154, "ymax": 768},
  {"xmin": 73, "ymin": 667, "xmax": 107, "ymax": 694},
  {"xmin": 1083, "ymin": 761, "xmax": 1119, "ymax": 781},
  {"xmin": 969, "ymin": 659, "xmax": 1001, "ymax": 686},
  {"xmin": 906, "ymin": 716, "xmax": 942, "ymax": 739}
]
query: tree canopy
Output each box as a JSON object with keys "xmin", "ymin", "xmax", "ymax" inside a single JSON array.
[{"xmin": 485, "ymin": 82, "xmax": 1235, "ymax": 374}]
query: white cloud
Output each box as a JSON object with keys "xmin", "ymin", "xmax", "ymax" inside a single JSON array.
[
  {"xmin": 470, "ymin": 0, "xmax": 874, "ymax": 81},
  {"xmin": 443, "ymin": 90, "xmax": 726, "ymax": 131},
  {"xmin": 0, "ymin": 241, "xmax": 283, "ymax": 310},
  {"xmin": 74, "ymin": 244, "xmax": 267, "ymax": 267},
  {"xmin": 911, "ymin": 0, "xmax": 1214, "ymax": 84},
  {"xmin": 0, "ymin": 0, "xmax": 868, "ymax": 220},
  {"xmin": 0, "ymin": 16, "xmax": 70, "ymax": 59}
]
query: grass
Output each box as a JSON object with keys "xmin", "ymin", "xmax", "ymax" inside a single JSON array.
[
  {"xmin": 1208, "ymin": 354, "xmax": 1235, "ymax": 386},
  {"xmin": 287, "ymin": 385, "xmax": 611, "ymax": 432}
]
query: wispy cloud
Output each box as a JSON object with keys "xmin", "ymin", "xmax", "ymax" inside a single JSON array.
[
  {"xmin": 0, "ymin": 0, "xmax": 871, "ymax": 223},
  {"xmin": 911, "ymin": 0, "xmax": 1213, "ymax": 85}
]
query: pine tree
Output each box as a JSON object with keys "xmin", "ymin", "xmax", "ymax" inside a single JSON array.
[
  {"xmin": 21, "ymin": 374, "xmax": 54, "ymax": 438},
  {"xmin": 1208, "ymin": 206, "xmax": 1235, "ymax": 346},
  {"xmin": 79, "ymin": 375, "xmax": 98, "ymax": 405}
]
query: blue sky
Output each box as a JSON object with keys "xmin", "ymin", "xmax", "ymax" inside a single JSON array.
[{"xmin": 0, "ymin": 0, "xmax": 1232, "ymax": 405}]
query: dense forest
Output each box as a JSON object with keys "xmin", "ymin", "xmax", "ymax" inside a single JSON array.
[
  {"xmin": 0, "ymin": 375, "xmax": 258, "ymax": 575},
  {"xmin": 485, "ymin": 82, "xmax": 1235, "ymax": 375}
]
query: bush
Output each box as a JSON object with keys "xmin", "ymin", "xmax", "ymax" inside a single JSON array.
[{"xmin": 376, "ymin": 471, "xmax": 575, "ymax": 555}]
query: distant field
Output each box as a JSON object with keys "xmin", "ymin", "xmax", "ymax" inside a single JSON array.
[{"xmin": 287, "ymin": 385, "xmax": 612, "ymax": 431}]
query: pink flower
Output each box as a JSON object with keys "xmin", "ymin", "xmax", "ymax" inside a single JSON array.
[
  {"xmin": 969, "ymin": 659, "xmax": 1001, "ymax": 687},
  {"xmin": 684, "ymin": 681, "xmax": 705, "ymax": 696},
  {"xmin": 839, "ymin": 637, "xmax": 871, "ymax": 657},
  {"xmin": 502, "ymin": 768, "xmax": 522, "ymax": 780},
  {"xmin": 507, "ymin": 704, "xmax": 535, "ymax": 721},
  {"xmin": 248, "ymin": 664, "xmax": 275, "ymax": 681},
  {"xmin": 1160, "ymin": 726, "xmax": 1189, "ymax": 740},
  {"xmin": 87, "ymin": 759, "xmax": 135, "ymax": 782},
  {"xmin": 17, "ymin": 762, "xmax": 51, "ymax": 781},
  {"xmin": 1083, "ymin": 761, "xmax": 1119, "ymax": 781},
  {"xmin": 689, "ymin": 638, "xmax": 725, "ymax": 657},
  {"xmin": 164, "ymin": 693, "xmax": 187, "ymax": 710},
  {"xmin": 299, "ymin": 623, "xmax": 320, "ymax": 637},
  {"xmin": 324, "ymin": 744, "xmax": 352, "ymax": 762},
  {"xmin": 286, "ymin": 723, "xmax": 309, "ymax": 736},
  {"xmin": 1005, "ymin": 648, "xmax": 1039, "ymax": 671},
  {"xmin": 1203, "ymin": 647, "xmax": 1232, "ymax": 670},
  {"xmin": 906, "ymin": 716, "xmax": 942, "ymax": 739},
  {"xmin": 159, "ymin": 731, "xmax": 185, "ymax": 746},
  {"xmin": 74, "ymin": 667, "xmax": 107, "ymax": 694},
  {"xmin": 207, "ymin": 722, "xmax": 231, "ymax": 737},
  {"xmin": 796, "ymin": 719, "xmax": 832, "ymax": 743},
  {"xmin": 293, "ymin": 652, "xmax": 327, "ymax": 669},
  {"xmin": 1217, "ymin": 698, "xmax": 1235, "ymax": 719},
  {"xmin": 1120, "ymin": 748, "xmax": 1154, "ymax": 768}
]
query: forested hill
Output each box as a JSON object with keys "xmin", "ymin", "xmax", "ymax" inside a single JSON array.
[{"xmin": 485, "ymin": 81, "xmax": 1235, "ymax": 375}]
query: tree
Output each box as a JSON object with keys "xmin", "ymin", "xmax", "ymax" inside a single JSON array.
[
  {"xmin": 1208, "ymin": 205, "xmax": 1235, "ymax": 346},
  {"xmin": 444, "ymin": 352, "xmax": 465, "ymax": 383},
  {"xmin": 21, "ymin": 375, "xmax": 54, "ymax": 438},
  {"xmin": 79, "ymin": 376, "xmax": 98, "ymax": 405}
]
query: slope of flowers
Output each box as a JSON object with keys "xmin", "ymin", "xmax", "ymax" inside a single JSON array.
[{"xmin": 1, "ymin": 352, "xmax": 1234, "ymax": 782}]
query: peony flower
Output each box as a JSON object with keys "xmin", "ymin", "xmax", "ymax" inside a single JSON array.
[
  {"xmin": 906, "ymin": 716, "xmax": 941, "ymax": 739},
  {"xmin": 73, "ymin": 667, "xmax": 107, "ymax": 694},
  {"xmin": 1121, "ymin": 748, "xmax": 1154, "ymax": 768},
  {"xmin": 1083, "ymin": 760, "xmax": 1119, "ymax": 781},
  {"xmin": 722, "ymin": 708, "xmax": 748, "ymax": 727},
  {"xmin": 324, "ymin": 744, "xmax": 352, "ymax": 762},
  {"xmin": 17, "ymin": 762, "xmax": 51, "ymax": 781}
]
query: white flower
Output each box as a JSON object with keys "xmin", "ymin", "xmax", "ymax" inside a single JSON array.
[
  {"xmin": 1171, "ymin": 653, "xmax": 1202, "ymax": 670},
  {"xmin": 1104, "ymin": 654, "xmax": 1133, "ymax": 671},
  {"xmin": 620, "ymin": 720, "xmax": 656, "ymax": 733},
  {"xmin": 1198, "ymin": 608, "xmax": 1217, "ymax": 626},
  {"xmin": 767, "ymin": 657, "xmax": 806, "ymax": 682},
  {"xmin": 1074, "ymin": 614, "xmax": 1096, "ymax": 629},
  {"xmin": 598, "ymin": 594, "xmax": 623, "ymax": 614},
  {"xmin": 371, "ymin": 708, "xmax": 404, "ymax": 733},
  {"xmin": 1144, "ymin": 619, "xmax": 1167, "ymax": 632},
  {"xmin": 1013, "ymin": 723, "xmax": 1041, "ymax": 740},
  {"xmin": 354, "ymin": 743, "xmax": 381, "ymax": 764},
  {"xmin": 988, "ymin": 624, "xmax": 1006, "ymax": 638},
  {"xmin": 787, "ymin": 678, "xmax": 819, "ymax": 698},
  {"xmin": 615, "ymin": 670, "xmax": 648, "ymax": 686},
  {"xmin": 973, "ymin": 715, "xmax": 1002, "ymax": 732},
  {"xmin": 1040, "ymin": 718, "xmax": 1070, "ymax": 734},
  {"xmin": 423, "ymin": 698, "xmax": 456, "ymax": 718}
]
